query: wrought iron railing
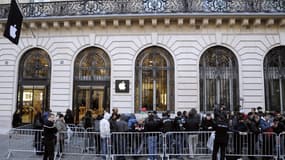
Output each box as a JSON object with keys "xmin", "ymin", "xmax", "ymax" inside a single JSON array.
[{"xmin": 0, "ymin": 0, "xmax": 285, "ymax": 19}]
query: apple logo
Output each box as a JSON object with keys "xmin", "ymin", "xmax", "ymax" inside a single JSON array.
[
  {"xmin": 9, "ymin": 24, "xmax": 17, "ymax": 39},
  {"xmin": 118, "ymin": 81, "xmax": 126, "ymax": 91}
]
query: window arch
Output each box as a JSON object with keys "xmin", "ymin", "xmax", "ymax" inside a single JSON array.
[
  {"xmin": 264, "ymin": 46, "xmax": 285, "ymax": 112},
  {"xmin": 199, "ymin": 46, "xmax": 239, "ymax": 112},
  {"xmin": 135, "ymin": 46, "xmax": 174, "ymax": 112},
  {"xmin": 73, "ymin": 47, "xmax": 110, "ymax": 123},
  {"xmin": 17, "ymin": 48, "xmax": 51, "ymax": 124}
]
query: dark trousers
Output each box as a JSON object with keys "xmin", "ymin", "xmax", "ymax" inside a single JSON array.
[
  {"xmin": 34, "ymin": 131, "xmax": 43, "ymax": 154},
  {"xmin": 212, "ymin": 141, "xmax": 227, "ymax": 160},
  {"xmin": 58, "ymin": 138, "xmax": 64, "ymax": 153},
  {"xmin": 43, "ymin": 139, "xmax": 55, "ymax": 160}
]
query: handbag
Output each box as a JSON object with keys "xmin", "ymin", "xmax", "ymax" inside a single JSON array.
[{"xmin": 207, "ymin": 132, "xmax": 215, "ymax": 151}]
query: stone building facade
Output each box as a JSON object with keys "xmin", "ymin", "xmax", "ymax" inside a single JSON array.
[{"xmin": 0, "ymin": 0, "xmax": 284, "ymax": 133}]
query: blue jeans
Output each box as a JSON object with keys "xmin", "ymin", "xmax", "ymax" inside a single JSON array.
[
  {"xmin": 101, "ymin": 138, "xmax": 108, "ymax": 160},
  {"xmin": 148, "ymin": 136, "xmax": 157, "ymax": 160}
]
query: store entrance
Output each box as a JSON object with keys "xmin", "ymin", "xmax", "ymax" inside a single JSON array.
[
  {"xmin": 18, "ymin": 85, "xmax": 48, "ymax": 124},
  {"xmin": 74, "ymin": 85, "xmax": 110, "ymax": 123}
]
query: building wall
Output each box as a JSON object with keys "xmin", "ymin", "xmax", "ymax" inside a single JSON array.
[{"xmin": 0, "ymin": 21, "xmax": 284, "ymax": 133}]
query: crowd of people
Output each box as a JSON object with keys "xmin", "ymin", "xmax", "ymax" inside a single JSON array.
[{"xmin": 13, "ymin": 105, "xmax": 285, "ymax": 160}]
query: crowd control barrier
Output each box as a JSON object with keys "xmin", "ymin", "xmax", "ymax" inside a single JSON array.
[
  {"xmin": 7, "ymin": 128, "xmax": 43, "ymax": 159},
  {"xmin": 6, "ymin": 127, "xmax": 283, "ymax": 160}
]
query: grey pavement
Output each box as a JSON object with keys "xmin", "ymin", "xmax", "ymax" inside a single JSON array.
[{"xmin": 0, "ymin": 134, "xmax": 211, "ymax": 160}]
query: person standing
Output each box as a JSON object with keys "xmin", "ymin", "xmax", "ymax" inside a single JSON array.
[
  {"xmin": 43, "ymin": 113, "xmax": 58, "ymax": 160},
  {"xmin": 115, "ymin": 114, "xmax": 129, "ymax": 160},
  {"xmin": 55, "ymin": 113, "xmax": 67, "ymax": 157},
  {"xmin": 100, "ymin": 112, "xmax": 111, "ymax": 160},
  {"xmin": 33, "ymin": 106, "xmax": 44, "ymax": 155},
  {"xmin": 144, "ymin": 113, "xmax": 161, "ymax": 160},
  {"xmin": 64, "ymin": 109, "xmax": 74, "ymax": 124},
  {"xmin": 12, "ymin": 109, "xmax": 22, "ymax": 128},
  {"xmin": 212, "ymin": 105, "xmax": 229, "ymax": 160}
]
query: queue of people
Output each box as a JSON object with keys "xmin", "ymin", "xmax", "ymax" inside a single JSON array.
[{"xmin": 15, "ymin": 105, "xmax": 285, "ymax": 160}]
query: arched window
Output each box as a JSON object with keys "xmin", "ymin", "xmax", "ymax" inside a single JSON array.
[
  {"xmin": 17, "ymin": 48, "xmax": 51, "ymax": 124},
  {"xmin": 73, "ymin": 47, "xmax": 110, "ymax": 123},
  {"xmin": 199, "ymin": 46, "xmax": 239, "ymax": 112},
  {"xmin": 264, "ymin": 46, "xmax": 285, "ymax": 112},
  {"xmin": 135, "ymin": 46, "xmax": 174, "ymax": 112}
]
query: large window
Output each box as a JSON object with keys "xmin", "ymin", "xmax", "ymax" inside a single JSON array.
[
  {"xmin": 73, "ymin": 47, "xmax": 110, "ymax": 123},
  {"xmin": 135, "ymin": 46, "xmax": 174, "ymax": 112},
  {"xmin": 200, "ymin": 46, "xmax": 239, "ymax": 112},
  {"xmin": 17, "ymin": 48, "xmax": 51, "ymax": 124},
  {"xmin": 264, "ymin": 46, "xmax": 285, "ymax": 112}
]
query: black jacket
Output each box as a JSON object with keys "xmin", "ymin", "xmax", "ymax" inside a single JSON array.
[
  {"xmin": 201, "ymin": 118, "xmax": 214, "ymax": 131},
  {"xmin": 185, "ymin": 115, "xmax": 200, "ymax": 131},
  {"xmin": 161, "ymin": 117, "xmax": 174, "ymax": 133},
  {"xmin": 213, "ymin": 120, "xmax": 229, "ymax": 143},
  {"xmin": 144, "ymin": 117, "xmax": 161, "ymax": 132},
  {"xmin": 43, "ymin": 121, "xmax": 57, "ymax": 141}
]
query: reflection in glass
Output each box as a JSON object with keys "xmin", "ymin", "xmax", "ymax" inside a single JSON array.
[
  {"xmin": 200, "ymin": 46, "xmax": 239, "ymax": 112},
  {"xmin": 17, "ymin": 48, "xmax": 51, "ymax": 125},
  {"xmin": 21, "ymin": 87, "xmax": 45, "ymax": 124},
  {"xmin": 75, "ymin": 48, "xmax": 110, "ymax": 81},
  {"xmin": 135, "ymin": 47, "xmax": 174, "ymax": 112},
  {"xmin": 264, "ymin": 46, "xmax": 285, "ymax": 112},
  {"xmin": 22, "ymin": 50, "xmax": 50, "ymax": 79},
  {"xmin": 73, "ymin": 47, "xmax": 110, "ymax": 123},
  {"xmin": 76, "ymin": 86, "xmax": 107, "ymax": 121}
]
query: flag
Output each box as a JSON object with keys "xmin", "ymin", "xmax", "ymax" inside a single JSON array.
[{"xmin": 3, "ymin": 0, "xmax": 23, "ymax": 45}]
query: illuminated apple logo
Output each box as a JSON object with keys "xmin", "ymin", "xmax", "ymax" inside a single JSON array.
[
  {"xmin": 118, "ymin": 81, "xmax": 126, "ymax": 91},
  {"xmin": 9, "ymin": 24, "xmax": 17, "ymax": 39}
]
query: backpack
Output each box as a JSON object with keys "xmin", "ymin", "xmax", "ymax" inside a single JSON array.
[{"xmin": 84, "ymin": 116, "xmax": 92, "ymax": 129}]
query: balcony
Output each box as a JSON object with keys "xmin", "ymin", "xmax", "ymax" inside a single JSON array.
[{"xmin": 0, "ymin": 0, "xmax": 285, "ymax": 19}]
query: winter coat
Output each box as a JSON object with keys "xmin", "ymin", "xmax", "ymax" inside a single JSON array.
[{"xmin": 43, "ymin": 120, "xmax": 57, "ymax": 141}]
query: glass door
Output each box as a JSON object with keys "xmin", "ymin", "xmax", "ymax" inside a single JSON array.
[
  {"xmin": 75, "ymin": 85, "xmax": 109, "ymax": 123},
  {"xmin": 18, "ymin": 85, "xmax": 47, "ymax": 124}
]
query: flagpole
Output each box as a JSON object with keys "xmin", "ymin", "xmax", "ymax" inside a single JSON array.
[
  {"xmin": 14, "ymin": 0, "xmax": 23, "ymax": 15},
  {"xmin": 14, "ymin": 0, "xmax": 36, "ymax": 39}
]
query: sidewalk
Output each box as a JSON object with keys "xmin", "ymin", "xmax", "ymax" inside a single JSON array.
[
  {"xmin": 0, "ymin": 134, "xmax": 8, "ymax": 160},
  {"xmin": 0, "ymin": 133, "xmax": 210, "ymax": 160}
]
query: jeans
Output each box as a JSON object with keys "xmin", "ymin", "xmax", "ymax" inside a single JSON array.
[
  {"xmin": 148, "ymin": 136, "xmax": 157, "ymax": 160},
  {"xmin": 101, "ymin": 138, "xmax": 108, "ymax": 160}
]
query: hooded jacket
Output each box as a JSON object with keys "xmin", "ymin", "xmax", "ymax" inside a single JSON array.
[{"xmin": 100, "ymin": 112, "xmax": 111, "ymax": 138}]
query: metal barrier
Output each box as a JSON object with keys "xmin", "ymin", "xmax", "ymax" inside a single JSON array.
[
  {"xmin": 7, "ymin": 128, "xmax": 43, "ymax": 159},
  {"xmin": 59, "ymin": 128, "xmax": 111, "ymax": 159},
  {"xmin": 226, "ymin": 132, "xmax": 278, "ymax": 159},
  {"xmin": 6, "ymin": 127, "xmax": 282, "ymax": 160},
  {"xmin": 279, "ymin": 133, "xmax": 285, "ymax": 159},
  {"xmin": 164, "ymin": 131, "xmax": 279, "ymax": 159},
  {"xmin": 111, "ymin": 132, "xmax": 164, "ymax": 159},
  {"xmin": 164, "ymin": 131, "xmax": 212, "ymax": 159},
  {"xmin": 15, "ymin": 124, "xmax": 34, "ymax": 129}
]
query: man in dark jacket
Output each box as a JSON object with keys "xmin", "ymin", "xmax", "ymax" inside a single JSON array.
[
  {"xmin": 115, "ymin": 114, "xmax": 129, "ymax": 160},
  {"xmin": 212, "ymin": 105, "xmax": 229, "ymax": 160},
  {"xmin": 161, "ymin": 111, "xmax": 174, "ymax": 133},
  {"xmin": 185, "ymin": 109, "xmax": 200, "ymax": 159},
  {"xmin": 232, "ymin": 113, "xmax": 248, "ymax": 160},
  {"xmin": 246, "ymin": 113, "xmax": 260, "ymax": 160},
  {"xmin": 43, "ymin": 113, "xmax": 58, "ymax": 160},
  {"xmin": 144, "ymin": 113, "xmax": 161, "ymax": 160}
]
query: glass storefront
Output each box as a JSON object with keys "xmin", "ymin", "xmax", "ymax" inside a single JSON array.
[
  {"xmin": 73, "ymin": 47, "xmax": 110, "ymax": 123},
  {"xmin": 135, "ymin": 46, "xmax": 174, "ymax": 112},
  {"xmin": 17, "ymin": 48, "xmax": 51, "ymax": 124},
  {"xmin": 264, "ymin": 46, "xmax": 285, "ymax": 112},
  {"xmin": 199, "ymin": 46, "xmax": 239, "ymax": 112}
]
